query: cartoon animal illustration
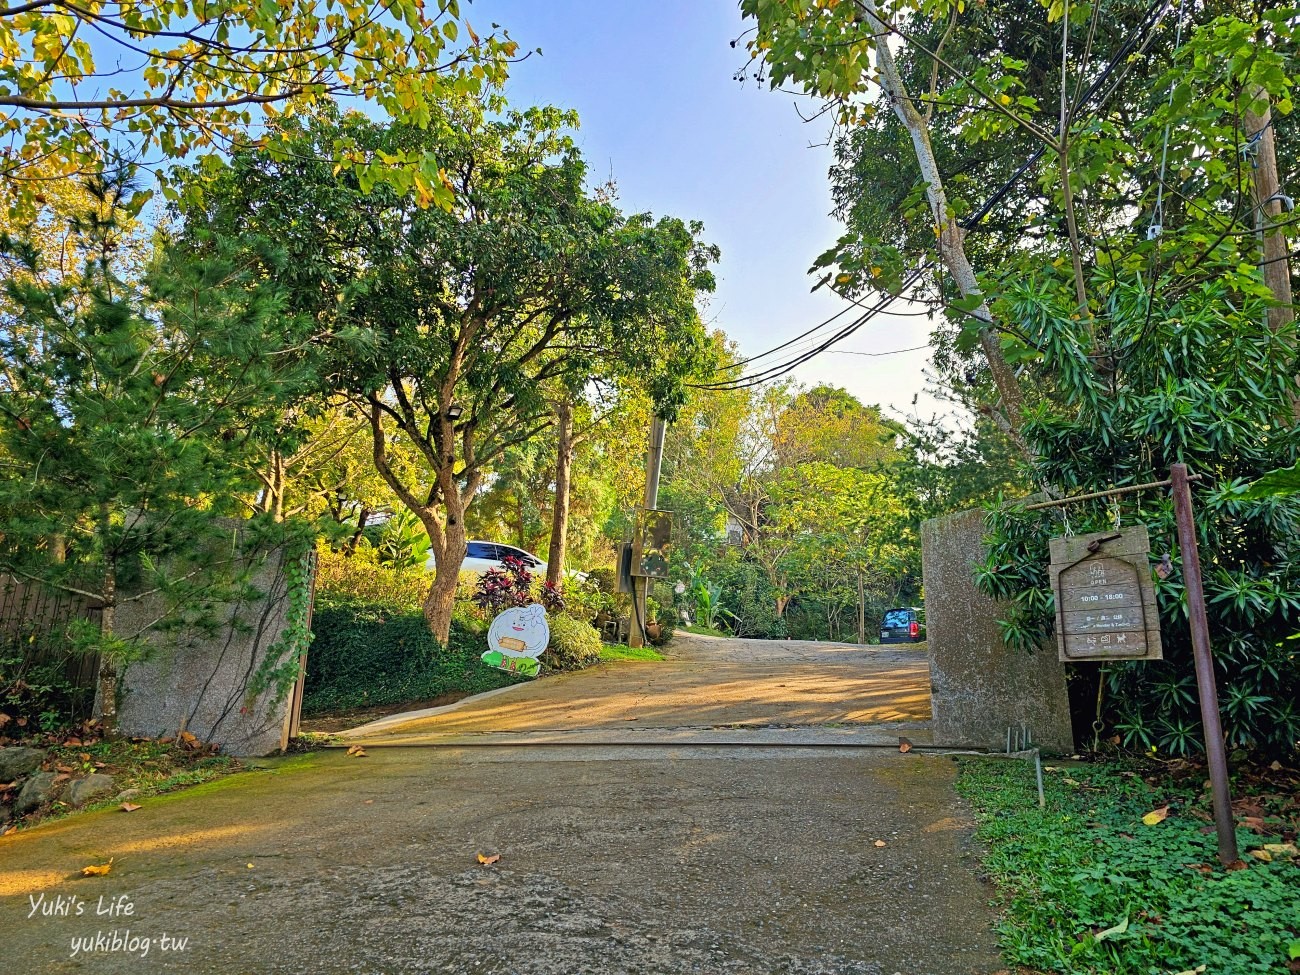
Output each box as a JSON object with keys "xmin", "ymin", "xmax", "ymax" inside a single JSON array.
[{"xmin": 483, "ymin": 604, "xmax": 550, "ymax": 677}]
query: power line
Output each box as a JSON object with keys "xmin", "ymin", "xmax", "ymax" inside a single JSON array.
[
  {"xmin": 695, "ymin": 0, "xmax": 1177, "ymax": 392},
  {"xmin": 831, "ymin": 343, "xmax": 930, "ymax": 357}
]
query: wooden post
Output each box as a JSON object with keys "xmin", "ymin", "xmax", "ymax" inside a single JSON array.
[{"xmin": 1170, "ymin": 463, "xmax": 1238, "ymax": 866}]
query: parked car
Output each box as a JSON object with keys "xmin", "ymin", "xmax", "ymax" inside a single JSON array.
[
  {"xmin": 426, "ymin": 541, "xmax": 588, "ymax": 581},
  {"xmin": 879, "ymin": 607, "xmax": 925, "ymax": 644}
]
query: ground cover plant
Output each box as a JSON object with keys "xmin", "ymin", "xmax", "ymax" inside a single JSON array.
[
  {"xmin": 2, "ymin": 732, "xmax": 240, "ymax": 831},
  {"xmin": 956, "ymin": 758, "xmax": 1300, "ymax": 974}
]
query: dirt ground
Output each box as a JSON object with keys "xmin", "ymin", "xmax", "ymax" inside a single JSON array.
[{"xmin": 0, "ymin": 633, "xmax": 1003, "ymax": 975}]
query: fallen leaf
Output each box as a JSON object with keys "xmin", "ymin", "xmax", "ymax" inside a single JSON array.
[
  {"xmin": 55, "ymin": 764, "xmax": 74, "ymax": 773},
  {"xmin": 1263, "ymin": 843, "xmax": 1298, "ymax": 857},
  {"xmin": 65, "ymin": 737, "xmax": 82, "ymax": 747},
  {"xmin": 346, "ymin": 745, "xmax": 368, "ymax": 758},
  {"xmin": 1270, "ymin": 760, "xmax": 1283, "ymax": 772},
  {"xmin": 1094, "ymin": 916, "xmax": 1129, "ymax": 942},
  {"xmin": 1225, "ymin": 859, "xmax": 1249, "ymax": 871},
  {"xmin": 873, "ymin": 839, "xmax": 887, "ymax": 848},
  {"xmin": 79, "ymin": 753, "xmax": 90, "ymax": 762},
  {"xmin": 247, "ymin": 863, "xmax": 255, "ymax": 869},
  {"xmin": 1064, "ymin": 777, "xmax": 1081, "ymax": 786},
  {"xmin": 476, "ymin": 852, "xmax": 500, "ymax": 865},
  {"xmin": 898, "ymin": 737, "xmax": 913, "ymax": 753},
  {"xmin": 15, "ymin": 717, "xmax": 26, "ymax": 727},
  {"xmin": 51, "ymin": 773, "xmax": 70, "ymax": 785},
  {"xmin": 1248, "ymin": 848, "xmax": 1273, "ymax": 862},
  {"xmin": 1171, "ymin": 967, "xmax": 1206, "ymax": 975},
  {"xmin": 2, "ymin": 824, "xmax": 17, "ymax": 836},
  {"xmin": 0, "ymin": 713, "xmax": 10, "ymax": 727},
  {"xmin": 1142, "ymin": 806, "xmax": 1169, "ymax": 826},
  {"xmin": 80, "ymin": 859, "xmax": 113, "ymax": 877},
  {"xmin": 120, "ymin": 803, "xmax": 141, "ymax": 813},
  {"xmin": 364, "ymin": 799, "xmax": 374, "ymax": 805}
]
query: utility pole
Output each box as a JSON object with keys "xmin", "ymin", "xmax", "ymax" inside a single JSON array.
[{"xmin": 629, "ymin": 416, "xmax": 666, "ymax": 649}]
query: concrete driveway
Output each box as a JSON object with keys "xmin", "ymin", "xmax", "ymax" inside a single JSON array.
[
  {"xmin": 0, "ymin": 633, "xmax": 1004, "ymax": 975},
  {"xmin": 347, "ymin": 632, "xmax": 935, "ymax": 746}
]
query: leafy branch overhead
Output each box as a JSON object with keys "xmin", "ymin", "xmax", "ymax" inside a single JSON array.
[{"xmin": 0, "ymin": 0, "xmax": 523, "ymax": 215}]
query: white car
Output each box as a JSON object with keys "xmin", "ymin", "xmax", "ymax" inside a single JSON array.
[
  {"xmin": 426, "ymin": 540, "xmax": 547, "ymax": 577},
  {"xmin": 426, "ymin": 541, "xmax": 589, "ymax": 582}
]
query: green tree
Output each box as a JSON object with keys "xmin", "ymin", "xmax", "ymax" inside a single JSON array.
[
  {"xmin": 0, "ymin": 170, "xmax": 308, "ymax": 725},
  {"xmin": 182, "ymin": 105, "xmax": 717, "ymax": 641},
  {"xmin": 0, "ymin": 0, "xmax": 519, "ymax": 215}
]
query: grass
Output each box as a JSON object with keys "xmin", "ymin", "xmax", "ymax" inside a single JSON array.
[
  {"xmin": 598, "ymin": 644, "xmax": 664, "ymax": 662},
  {"xmin": 955, "ymin": 757, "xmax": 1300, "ymax": 974},
  {"xmin": 4, "ymin": 736, "xmax": 241, "ymax": 831},
  {"xmin": 679, "ymin": 624, "xmax": 729, "ymax": 637}
]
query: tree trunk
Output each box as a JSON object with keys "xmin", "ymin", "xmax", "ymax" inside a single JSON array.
[
  {"xmin": 344, "ymin": 507, "xmax": 369, "ymax": 556},
  {"xmin": 546, "ymin": 400, "xmax": 574, "ymax": 587},
  {"xmin": 422, "ymin": 501, "xmax": 467, "ymax": 644},
  {"xmin": 857, "ymin": 570, "xmax": 866, "ymax": 645},
  {"xmin": 95, "ymin": 557, "xmax": 118, "ymax": 731},
  {"xmin": 1243, "ymin": 98, "xmax": 1298, "ymax": 419},
  {"xmin": 858, "ymin": 0, "xmax": 1028, "ymax": 444}
]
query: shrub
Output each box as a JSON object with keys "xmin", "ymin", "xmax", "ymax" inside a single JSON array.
[
  {"xmin": 542, "ymin": 614, "xmax": 602, "ymax": 672},
  {"xmin": 314, "ymin": 545, "xmax": 477, "ymax": 613},
  {"xmin": 303, "ymin": 605, "xmax": 517, "ymax": 715}
]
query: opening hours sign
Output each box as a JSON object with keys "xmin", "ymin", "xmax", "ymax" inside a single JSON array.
[{"xmin": 1049, "ymin": 525, "xmax": 1163, "ymax": 662}]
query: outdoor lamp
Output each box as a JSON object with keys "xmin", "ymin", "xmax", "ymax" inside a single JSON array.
[{"xmin": 446, "ymin": 403, "xmax": 464, "ymax": 421}]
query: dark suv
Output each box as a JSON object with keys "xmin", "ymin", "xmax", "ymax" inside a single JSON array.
[{"xmin": 879, "ymin": 607, "xmax": 925, "ymax": 644}]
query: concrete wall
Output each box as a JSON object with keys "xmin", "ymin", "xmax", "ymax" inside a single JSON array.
[
  {"xmin": 921, "ymin": 508, "xmax": 1074, "ymax": 754},
  {"xmin": 112, "ymin": 546, "xmax": 306, "ymax": 756}
]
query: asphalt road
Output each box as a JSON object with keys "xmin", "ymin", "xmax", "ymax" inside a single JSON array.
[{"xmin": 0, "ymin": 634, "xmax": 1003, "ymax": 975}]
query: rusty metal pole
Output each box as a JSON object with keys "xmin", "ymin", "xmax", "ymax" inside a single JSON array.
[{"xmin": 1170, "ymin": 463, "xmax": 1238, "ymax": 866}]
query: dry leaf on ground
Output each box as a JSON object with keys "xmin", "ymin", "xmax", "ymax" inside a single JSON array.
[
  {"xmin": 120, "ymin": 803, "xmax": 141, "ymax": 813},
  {"xmin": 873, "ymin": 839, "xmax": 887, "ymax": 848},
  {"xmin": 346, "ymin": 745, "xmax": 368, "ymax": 757},
  {"xmin": 81, "ymin": 859, "xmax": 113, "ymax": 877},
  {"xmin": 1142, "ymin": 806, "xmax": 1169, "ymax": 826},
  {"xmin": 477, "ymin": 852, "xmax": 501, "ymax": 865},
  {"xmin": 1249, "ymin": 848, "xmax": 1273, "ymax": 862},
  {"xmin": 898, "ymin": 737, "xmax": 913, "ymax": 753}
]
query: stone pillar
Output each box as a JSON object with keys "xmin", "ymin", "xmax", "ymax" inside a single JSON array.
[{"xmin": 921, "ymin": 508, "xmax": 1074, "ymax": 753}]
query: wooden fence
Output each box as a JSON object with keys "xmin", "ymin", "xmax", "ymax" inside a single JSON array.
[{"xmin": 0, "ymin": 575, "xmax": 102, "ymax": 721}]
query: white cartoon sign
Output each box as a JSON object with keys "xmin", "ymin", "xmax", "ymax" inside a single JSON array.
[{"xmin": 482, "ymin": 603, "xmax": 550, "ymax": 678}]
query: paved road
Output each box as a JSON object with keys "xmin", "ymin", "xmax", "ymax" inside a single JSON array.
[
  {"xmin": 0, "ymin": 634, "xmax": 1003, "ymax": 975},
  {"xmin": 348, "ymin": 632, "xmax": 935, "ymax": 744}
]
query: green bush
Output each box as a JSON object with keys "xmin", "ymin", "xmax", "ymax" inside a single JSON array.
[
  {"xmin": 314, "ymin": 545, "xmax": 479, "ymax": 614},
  {"xmin": 957, "ymin": 758, "xmax": 1299, "ymax": 974},
  {"xmin": 303, "ymin": 604, "xmax": 518, "ymax": 715},
  {"xmin": 541, "ymin": 614, "xmax": 602, "ymax": 672}
]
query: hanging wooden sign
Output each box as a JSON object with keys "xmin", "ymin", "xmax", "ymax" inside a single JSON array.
[{"xmin": 1049, "ymin": 525, "xmax": 1162, "ymax": 662}]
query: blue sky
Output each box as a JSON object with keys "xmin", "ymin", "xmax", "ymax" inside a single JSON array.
[{"xmin": 470, "ymin": 0, "xmax": 940, "ymax": 421}]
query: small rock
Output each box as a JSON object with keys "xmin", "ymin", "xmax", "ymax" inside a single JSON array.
[
  {"xmin": 0, "ymin": 746, "xmax": 48, "ymax": 782},
  {"xmin": 14, "ymin": 771, "xmax": 59, "ymax": 814},
  {"xmin": 114, "ymin": 788, "xmax": 141, "ymax": 803},
  {"xmin": 67, "ymin": 774, "xmax": 116, "ymax": 808}
]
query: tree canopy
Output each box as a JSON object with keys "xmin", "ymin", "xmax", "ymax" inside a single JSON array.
[{"xmin": 0, "ymin": 0, "xmax": 519, "ymax": 215}]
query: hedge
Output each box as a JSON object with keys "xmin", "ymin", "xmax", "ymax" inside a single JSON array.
[{"xmin": 303, "ymin": 603, "xmax": 519, "ymax": 715}]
